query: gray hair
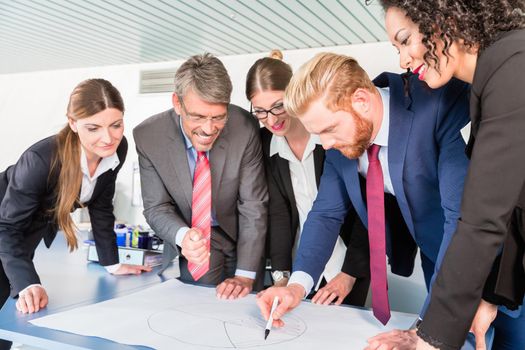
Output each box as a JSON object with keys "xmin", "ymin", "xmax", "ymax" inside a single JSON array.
[{"xmin": 174, "ymin": 53, "xmax": 232, "ymax": 104}]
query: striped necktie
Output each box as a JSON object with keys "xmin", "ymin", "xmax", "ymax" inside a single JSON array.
[{"xmin": 188, "ymin": 151, "xmax": 212, "ymax": 281}]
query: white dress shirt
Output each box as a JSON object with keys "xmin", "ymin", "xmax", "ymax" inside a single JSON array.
[
  {"xmin": 80, "ymin": 148, "xmax": 121, "ymax": 273},
  {"xmin": 270, "ymin": 134, "xmax": 347, "ymax": 288},
  {"xmin": 289, "ymin": 87, "xmax": 395, "ymax": 295},
  {"xmin": 79, "ymin": 148, "xmax": 120, "ymax": 203}
]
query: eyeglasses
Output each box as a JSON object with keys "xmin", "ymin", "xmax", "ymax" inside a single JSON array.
[
  {"xmin": 179, "ymin": 96, "xmax": 228, "ymax": 125},
  {"xmin": 250, "ymin": 103, "xmax": 286, "ymax": 121}
]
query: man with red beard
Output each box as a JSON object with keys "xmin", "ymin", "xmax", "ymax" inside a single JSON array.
[
  {"xmin": 256, "ymin": 53, "xmax": 470, "ymax": 336},
  {"xmin": 134, "ymin": 53, "xmax": 268, "ymax": 299}
]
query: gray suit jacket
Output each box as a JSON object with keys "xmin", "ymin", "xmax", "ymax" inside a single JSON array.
[{"xmin": 133, "ymin": 106, "xmax": 268, "ymax": 273}]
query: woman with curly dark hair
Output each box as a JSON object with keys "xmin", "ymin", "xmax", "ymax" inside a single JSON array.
[{"xmin": 367, "ymin": 1, "xmax": 525, "ymax": 350}]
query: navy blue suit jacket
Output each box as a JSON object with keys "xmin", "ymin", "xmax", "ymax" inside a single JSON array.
[{"xmin": 294, "ymin": 72, "xmax": 470, "ymax": 314}]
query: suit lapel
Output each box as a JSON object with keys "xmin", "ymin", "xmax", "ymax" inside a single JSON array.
[
  {"xmin": 170, "ymin": 113, "xmax": 193, "ymax": 209},
  {"xmin": 275, "ymin": 155, "xmax": 295, "ymax": 209},
  {"xmin": 343, "ymin": 157, "xmax": 368, "ymax": 227},
  {"xmin": 385, "ymin": 76, "xmax": 416, "ymax": 236},
  {"xmin": 465, "ymin": 89, "xmax": 480, "ymax": 158},
  {"xmin": 313, "ymin": 145, "xmax": 325, "ymax": 188},
  {"xmin": 209, "ymin": 124, "xmax": 229, "ymax": 214},
  {"xmin": 43, "ymin": 230, "xmax": 57, "ymax": 248},
  {"xmin": 88, "ymin": 171, "xmax": 110, "ymax": 203}
]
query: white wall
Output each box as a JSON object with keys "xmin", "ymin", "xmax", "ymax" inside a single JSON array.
[
  {"xmin": 0, "ymin": 41, "xmax": 403, "ymax": 223},
  {"xmin": 0, "ymin": 43, "xmax": 426, "ymax": 313}
]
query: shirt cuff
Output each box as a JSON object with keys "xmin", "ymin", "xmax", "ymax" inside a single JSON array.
[
  {"xmin": 176, "ymin": 227, "xmax": 190, "ymax": 247},
  {"xmin": 410, "ymin": 317, "xmax": 423, "ymax": 330},
  {"xmin": 288, "ymin": 271, "xmax": 314, "ymax": 298},
  {"xmin": 104, "ymin": 263, "xmax": 122, "ymax": 274},
  {"xmin": 19, "ymin": 284, "xmax": 43, "ymax": 296},
  {"xmin": 235, "ymin": 269, "xmax": 256, "ymax": 280}
]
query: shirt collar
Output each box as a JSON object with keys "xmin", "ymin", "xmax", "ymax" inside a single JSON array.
[
  {"xmin": 80, "ymin": 147, "xmax": 120, "ymax": 181},
  {"xmin": 180, "ymin": 117, "xmax": 193, "ymax": 151},
  {"xmin": 179, "ymin": 116, "xmax": 211, "ymax": 160},
  {"xmin": 371, "ymin": 87, "xmax": 390, "ymax": 147},
  {"xmin": 269, "ymin": 133, "xmax": 322, "ymax": 161}
]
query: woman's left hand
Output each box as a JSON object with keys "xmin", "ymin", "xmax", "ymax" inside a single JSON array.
[
  {"xmin": 113, "ymin": 264, "xmax": 152, "ymax": 275},
  {"xmin": 365, "ymin": 329, "xmax": 417, "ymax": 350},
  {"xmin": 414, "ymin": 299, "xmax": 497, "ymax": 350},
  {"xmin": 469, "ymin": 299, "xmax": 497, "ymax": 350}
]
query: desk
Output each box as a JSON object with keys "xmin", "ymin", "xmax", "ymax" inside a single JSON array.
[
  {"xmin": 0, "ymin": 235, "xmax": 179, "ymax": 350},
  {"xmin": 0, "ymin": 236, "xmax": 417, "ymax": 350}
]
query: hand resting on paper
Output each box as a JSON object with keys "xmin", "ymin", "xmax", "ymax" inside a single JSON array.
[
  {"xmin": 216, "ymin": 276, "xmax": 254, "ymax": 300},
  {"xmin": 312, "ymin": 271, "xmax": 356, "ymax": 305}
]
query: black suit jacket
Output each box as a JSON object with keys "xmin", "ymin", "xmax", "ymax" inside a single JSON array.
[
  {"xmin": 260, "ymin": 128, "xmax": 369, "ymax": 278},
  {"xmin": 0, "ymin": 135, "xmax": 127, "ymax": 297},
  {"xmin": 419, "ymin": 29, "xmax": 525, "ymax": 349}
]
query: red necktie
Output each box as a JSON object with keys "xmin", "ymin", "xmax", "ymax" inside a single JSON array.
[
  {"xmin": 188, "ymin": 151, "xmax": 212, "ymax": 281},
  {"xmin": 366, "ymin": 144, "xmax": 391, "ymax": 325}
]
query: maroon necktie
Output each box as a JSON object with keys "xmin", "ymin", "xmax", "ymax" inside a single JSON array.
[
  {"xmin": 366, "ymin": 144, "xmax": 391, "ymax": 325},
  {"xmin": 188, "ymin": 151, "xmax": 212, "ymax": 281}
]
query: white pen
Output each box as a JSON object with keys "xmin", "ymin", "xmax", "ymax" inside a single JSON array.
[{"xmin": 264, "ymin": 296, "xmax": 279, "ymax": 340}]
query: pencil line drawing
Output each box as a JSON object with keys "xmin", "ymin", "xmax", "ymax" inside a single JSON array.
[
  {"xmin": 146, "ymin": 303, "xmax": 307, "ymax": 348},
  {"xmin": 29, "ymin": 279, "xmax": 416, "ymax": 350}
]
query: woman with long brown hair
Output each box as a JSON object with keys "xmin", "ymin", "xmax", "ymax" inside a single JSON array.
[{"xmin": 0, "ymin": 78, "xmax": 150, "ymax": 348}]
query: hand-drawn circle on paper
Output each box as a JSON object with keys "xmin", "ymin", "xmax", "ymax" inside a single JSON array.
[{"xmin": 147, "ymin": 303, "xmax": 306, "ymax": 348}]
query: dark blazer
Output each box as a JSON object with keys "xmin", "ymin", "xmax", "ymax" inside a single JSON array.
[
  {"xmin": 0, "ymin": 135, "xmax": 127, "ymax": 298},
  {"xmin": 419, "ymin": 29, "xmax": 525, "ymax": 349},
  {"xmin": 293, "ymin": 72, "xmax": 470, "ymax": 310},
  {"xmin": 260, "ymin": 127, "xmax": 369, "ymax": 278}
]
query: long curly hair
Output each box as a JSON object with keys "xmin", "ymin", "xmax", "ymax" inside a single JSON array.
[{"xmin": 378, "ymin": 0, "xmax": 525, "ymax": 70}]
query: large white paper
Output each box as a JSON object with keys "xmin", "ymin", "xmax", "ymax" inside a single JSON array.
[{"xmin": 30, "ymin": 279, "xmax": 415, "ymax": 349}]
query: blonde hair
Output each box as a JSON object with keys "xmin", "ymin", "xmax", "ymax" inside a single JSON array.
[
  {"xmin": 51, "ymin": 79, "xmax": 124, "ymax": 251},
  {"xmin": 284, "ymin": 52, "xmax": 375, "ymax": 117}
]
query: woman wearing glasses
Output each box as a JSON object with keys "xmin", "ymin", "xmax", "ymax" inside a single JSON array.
[
  {"xmin": 245, "ymin": 50, "xmax": 369, "ymax": 306},
  {"xmin": 0, "ymin": 79, "xmax": 150, "ymax": 348}
]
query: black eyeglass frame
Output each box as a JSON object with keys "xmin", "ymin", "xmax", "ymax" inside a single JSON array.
[{"xmin": 250, "ymin": 102, "xmax": 287, "ymax": 121}]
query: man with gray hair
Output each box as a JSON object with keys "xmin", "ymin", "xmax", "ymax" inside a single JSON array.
[{"xmin": 134, "ymin": 53, "xmax": 268, "ymax": 299}]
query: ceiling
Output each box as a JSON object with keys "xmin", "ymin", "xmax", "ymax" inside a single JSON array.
[{"xmin": 0, "ymin": 0, "xmax": 387, "ymax": 74}]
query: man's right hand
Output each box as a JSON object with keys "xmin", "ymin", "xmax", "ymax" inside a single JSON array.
[
  {"xmin": 181, "ymin": 228, "xmax": 209, "ymax": 265},
  {"xmin": 16, "ymin": 285, "xmax": 48, "ymax": 314},
  {"xmin": 256, "ymin": 284, "xmax": 305, "ymax": 328}
]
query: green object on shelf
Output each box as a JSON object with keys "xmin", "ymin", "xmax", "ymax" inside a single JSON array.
[{"xmin": 131, "ymin": 228, "xmax": 140, "ymax": 248}]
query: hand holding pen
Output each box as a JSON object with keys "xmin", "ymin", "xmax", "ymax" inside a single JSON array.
[
  {"xmin": 256, "ymin": 284, "xmax": 305, "ymax": 330},
  {"xmin": 264, "ymin": 296, "xmax": 279, "ymax": 339}
]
